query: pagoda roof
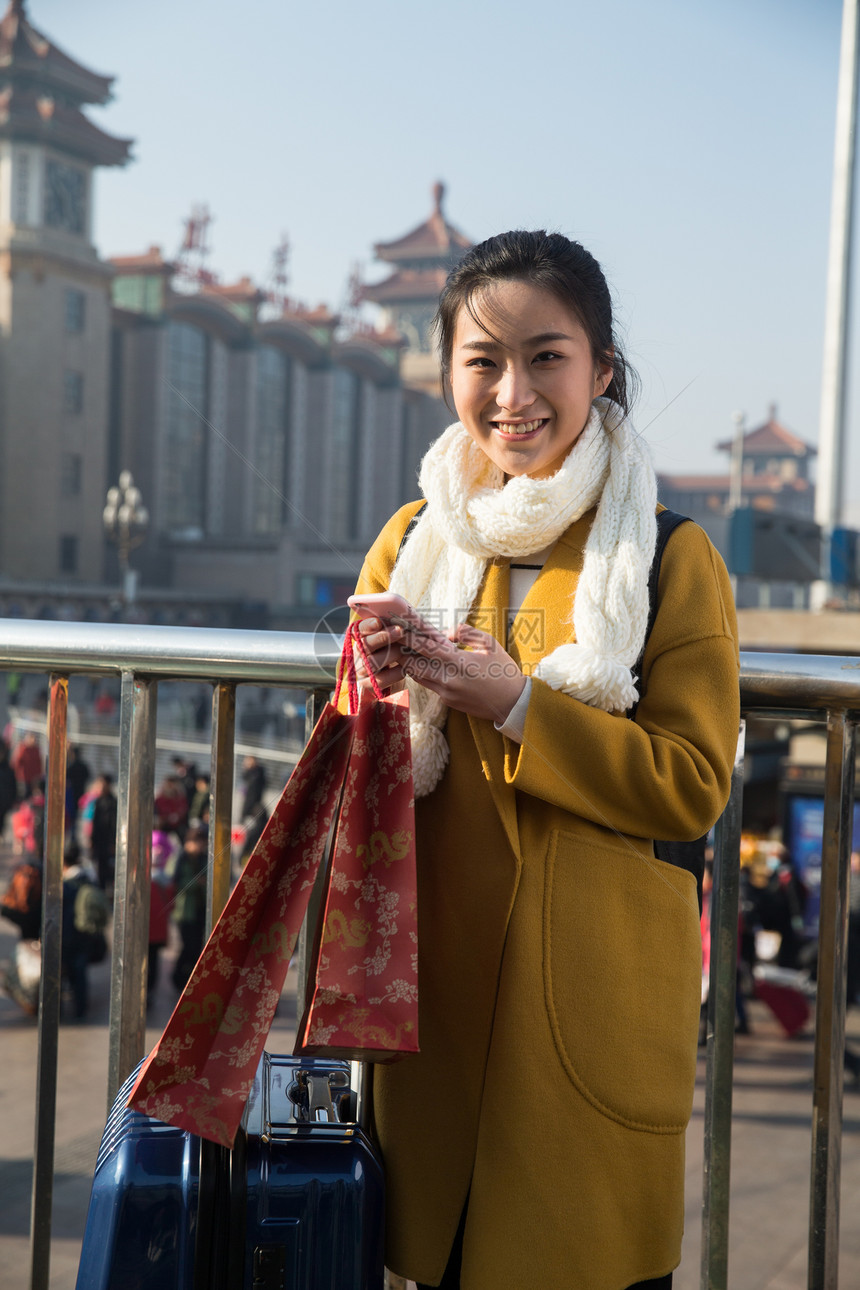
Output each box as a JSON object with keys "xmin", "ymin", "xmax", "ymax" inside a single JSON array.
[
  {"xmin": 0, "ymin": 81, "xmax": 132, "ymax": 165},
  {"xmin": 716, "ymin": 407, "xmax": 816, "ymax": 458},
  {"xmin": 361, "ymin": 265, "xmax": 449, "ymax": 305},
  {"xmin": 202, "ymin": 275, "xmax": 266, "ymax": 307},
  {"xmin": 373, "ymin": 182, "xmax": 471, "ymax": 265},
  {"xmin": 0, "ymin": 1, "xmax": 115, "ymax": 105},
  {"xmin": 289, "ymin": 302, "xmax": 339, "ymax": 329},
  {"xmin": 110, "ymin": 246, "xmax": 175, "ymax": 275}
]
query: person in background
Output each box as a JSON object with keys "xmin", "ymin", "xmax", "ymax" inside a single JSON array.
[
  {"xmin": 148, "ymin": 826, "xmax": 177, "ymax": 1007},
  {"xmin": 11, "ymin": 780, "xmax": 44, "ymax": 859},
  {"xmin": 0, "ymin": 739, "xmax": 17, "ymax": 836},
  {"xmin": 745, "ymin": 843, "xmax": 808, "ymax": 971},
  {"xmin": 61, "ymin": 839, "xmax": 107, "ymax": 1020},
  {"xmin": 172, "ymin": 756, "xmax": 198, "ymax": 811},
  {"xmin": 0, "ymin": 850, "xmax": 42, "ymax": 942},
  {"xmin": 90, "ymin": 774, "xmax": 118, "ymax": 891},
  {"xmin": 154, "ymin": 774, "xmax": 189, "ymax": 841},
  {"xmin": 65, "ymin": 745, "xmax": 91, "ymax": 828},
  {"xmin": 171, "ymin": 825, "xmax": 208, "ymax": 992},
  {"xmin": 189, "ymin": 772, "xmax": 211, "ymax": 827},
  {"xmin": 241, "ymin": 755, "xmax": 266, "ymax": 824},
  {"xmin": 11, "ymin": 732, "xmax": 42, "ymax": 799}
]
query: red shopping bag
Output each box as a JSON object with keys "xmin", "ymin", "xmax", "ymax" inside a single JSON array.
[
  {"xmin": 297, "ymin": 687, "xmax": 419, "ymax": 1061},
  {"xmin": 127, "ymin": 626, "xmax": 417, "ymax": 1146}
]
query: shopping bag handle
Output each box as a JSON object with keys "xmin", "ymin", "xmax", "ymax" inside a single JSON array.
[{"xmin": 335, "ymin": 622, "xmax": 385, "ymax": 713}]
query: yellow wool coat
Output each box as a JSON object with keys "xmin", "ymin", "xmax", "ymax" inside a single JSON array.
[{"xmin": 353, "ymin": 500, "xmax": 740, "ymax": 1290}]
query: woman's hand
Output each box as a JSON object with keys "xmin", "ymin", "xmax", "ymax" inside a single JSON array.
[
  {"xmin": 354, "ymin": 614, "xmax": 526, "ymax": 726},
  {"xmin": 353, "ymin": 616, "xmax": 408, "ymax": 694}
]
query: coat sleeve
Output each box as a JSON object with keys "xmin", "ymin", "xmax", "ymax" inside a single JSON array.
[{"xmin": 502, "ymin": 523, "xmax": 740, "ymax": 841}]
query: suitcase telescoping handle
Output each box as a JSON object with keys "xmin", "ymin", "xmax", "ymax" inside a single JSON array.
[
  {"xmin": 287, "ymin": 1062, "xmax": 372, "ymax": 1130},
  {"xmin": 350, "ymin": 1061, "xmax": 371, "ymax": 1132}
]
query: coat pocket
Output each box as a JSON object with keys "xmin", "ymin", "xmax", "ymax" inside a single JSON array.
[{"xmin": 543, "ymin": 827, "xmax": 701, "ymax": 1133}]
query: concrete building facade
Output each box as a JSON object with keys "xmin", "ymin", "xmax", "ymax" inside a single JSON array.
[
  {"xmin": 0, "ymin": 0, "xmax": 131, "ymax": 589},
  {"xmin": 0, "ymin": 3, "xmax": 450, "ymax": 628}
]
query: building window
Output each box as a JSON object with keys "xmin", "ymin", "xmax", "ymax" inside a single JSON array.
[
  {"xmin": 163, "ymin": 321, "xmax": 208, "ymax": 537},
  {"xmin": 13, "ymin": 151, "xmax": 30, "ymax": 224},
  {"xmin": 331, "ymin": 368, "xmax": 362, "ymax": 542},
  {"xmin": 44, "ymin": 160, "xmax": 86, "ymax": 235},
  {"xmin": 254, "ymin": 346, "xmax": 291, "ymax": 536},
  {"xmin": 64, "ymin": 370, "xmax": 84, "ymax": 414},
  {"xmin": 65, "ymin": 289, "xmax": 86, "ymax": 333},
  {"xmin": 59, "ymin": 535, "xmax": 78, "ymax": 574},
  {"xmin": 60, "ymin": 453, "xmax": 82, "ymax": 497}
]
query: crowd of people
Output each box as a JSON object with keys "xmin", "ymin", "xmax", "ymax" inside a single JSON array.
[{"xmin": 0, "ymin": 721, "xmax": 272, "ymax": 1021}]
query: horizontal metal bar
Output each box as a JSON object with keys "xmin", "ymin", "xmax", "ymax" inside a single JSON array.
[
  {"xmin": 2, "ymin": 625, "xmax": 860, "ymax": 714},
  {"xmin": 739, "ymin": 651, "xmax": 860, "ymax": 712},
  {"xmin": 0, "ymin": 619, "xmax": 341, "ymax": 685}
]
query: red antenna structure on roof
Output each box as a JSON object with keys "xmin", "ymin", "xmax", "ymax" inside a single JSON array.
[
  {"xmin": 175, "ymin": 204, "xmax": 218, "ymax": 289},
  {"xmin": 265, "ymin": 234, "xmax": 291, "ymax": 313}
]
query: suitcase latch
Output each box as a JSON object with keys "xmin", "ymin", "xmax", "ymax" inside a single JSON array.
[
  {"xmin": 253, "ymin": 1245, "xmax": 286, "ymax": 1289},
  {"xmin": 288, "ymin": 1069, "xmax": 350, "ymax": 1123}
]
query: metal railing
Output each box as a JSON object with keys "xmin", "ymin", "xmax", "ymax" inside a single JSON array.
[{"xmin": 0, "ymin": 621, "xmax": 857, "ymax": 1290}]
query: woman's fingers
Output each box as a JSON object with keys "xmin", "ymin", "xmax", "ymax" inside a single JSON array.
[
  {"xmin": 452, "ymin": 622, "xmax": 495, "ymax": 652},
  {"xmin": 355, "ymin": 617, "xmax": 402, "ymax": 654}
]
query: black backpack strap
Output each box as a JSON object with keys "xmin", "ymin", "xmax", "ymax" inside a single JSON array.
[
  {"xmin": 397, "ymin": 501, "xmax": 428, "ymax": 560},
  {"xmin": 629, "ymin": 508, "xmax": 707, "ymax": 913},
  {"xmin": 629, "ymin": 508, "xmax": 691, "ymax": 716}
]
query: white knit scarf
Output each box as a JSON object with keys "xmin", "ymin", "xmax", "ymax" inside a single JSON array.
[{"xmin": 390, "ymin": 397, "xmax": 657, "ymax": 797}]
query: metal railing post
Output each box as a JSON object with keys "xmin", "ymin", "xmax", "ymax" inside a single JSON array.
[
  {"xmin": 701, "ymin": 722, "xmax": 745, "ymax": 1290},
  {"xmin": 29, "ymin": 674, "xmax": 68, "ymax": 1290},
  {"xmin": 107, "ymin": 671, "xmax": 158, "ymax": 1108},
  {"xmin": 207, "ymin": 682, "xmax": 236, "ymax": 930},
  {"xmin": 808, "ymin": 708, "xmax": 857, "ymax": 1289}
]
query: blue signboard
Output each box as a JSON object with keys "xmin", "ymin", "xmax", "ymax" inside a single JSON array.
[{"xmin": 785, "ymin": 795, "xmax": 860, "ymax": 934}]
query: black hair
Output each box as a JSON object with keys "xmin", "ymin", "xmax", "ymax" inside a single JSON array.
[{"xmin": 434, "ymin": 229, "xmax": 638, "ymax": 414}]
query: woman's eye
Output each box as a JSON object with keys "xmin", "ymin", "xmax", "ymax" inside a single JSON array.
[
  {"xmin": 465, "ymin": 357, "xmax": 495, "ymax": 369},
  {"xmin": 534, "ymin": 350, "xmax": 562, "ymax": 363}
]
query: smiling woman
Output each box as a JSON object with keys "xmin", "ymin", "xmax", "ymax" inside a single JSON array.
[
  {"xmin": 450, "ymin": 279, "xmax": 612, "ymax": 479},
  {"xmin": 346, "ymin": 230, "xmax": 740, "ymax": 1290}
]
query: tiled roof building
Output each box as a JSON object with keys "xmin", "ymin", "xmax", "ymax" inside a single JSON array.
[{"xmin": 361, "ymin": 182, "xmax": 471, "ymax": 392}]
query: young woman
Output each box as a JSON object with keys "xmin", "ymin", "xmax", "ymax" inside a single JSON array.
[{"xmin": 349, "ymin": 231, "xmax": 740, "ymax": 1290}]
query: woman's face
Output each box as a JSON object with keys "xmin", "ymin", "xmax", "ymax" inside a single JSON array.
[{"xmin": 449, "ymin": 279, "xmax": 612, "ymax": 479}]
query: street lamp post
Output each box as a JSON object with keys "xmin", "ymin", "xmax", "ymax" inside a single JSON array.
[{"xmin": 103, "ymin": 471, "xmax": 149, "ymax": 611}]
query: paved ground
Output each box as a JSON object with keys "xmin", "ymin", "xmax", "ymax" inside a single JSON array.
[{"xmin": 2, "ymin": 893, "xmax": 860, "ymax": 1288}]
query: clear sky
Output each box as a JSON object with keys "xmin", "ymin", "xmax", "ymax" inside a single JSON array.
[{"xmin": 34, "ymin": 0, "xmax": 859, "ymax": 513}]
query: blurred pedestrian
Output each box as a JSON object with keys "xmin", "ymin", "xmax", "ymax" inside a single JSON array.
[
  {"xmin": 0, "ymin": 852, "xmax": 42, "ymax": 941},
  {"xmin": 148, "ymin": 827, "xmax": 177, "ymax": 1007},
  {"xmin": 61, "ymin": 839, "xmax": 108, "ymax": 1020},
  {"xmin": 90, "ymin": 774, "xmax": 118, "ymax": 891},
  {"xmin": 171, "ymin": 825, "xmax": 208, "ymax": 991},
  {"xmin": 0, "ymin": 739, "xmax": 16, "ymax": 835},
  {"xmin": 172, "ymin": 756, "xmax": 197, "ymax": 810},
  {"xmin": 11, "ymin": 781, "xmax": 44, "ymax": 859},
  {"xmin": 65, "ymin": 745, "xmax": 91, "ymax": 827},
  {"xmin": 189, "ymin": 772, "xmax": 211, "ymax": 827},
  {"xmin": 241, "ymin": 755, "xmax": 266, "ymax": 823},
  {"xmin": 11, "ymin": 732, "xmax": 42, "ymax": 799},
  {"xmin": 745, "ymin": 843, "xmax": 808, "ymax": 971},
  {"xmin": 154, "ymin": 775, "xmax": 189, "ymax": 840}
]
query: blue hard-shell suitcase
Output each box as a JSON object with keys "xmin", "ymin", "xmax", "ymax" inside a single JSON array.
[{"xmin": 75, "ymin": 1052, "xmax": 385, "ymax": 1290}]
